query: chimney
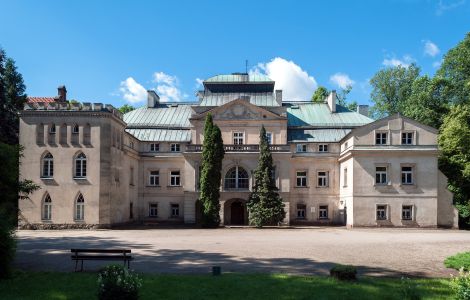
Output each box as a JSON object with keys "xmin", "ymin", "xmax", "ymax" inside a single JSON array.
[
  {"xmin": 57, "ymin": 85, "xmax": 67, "ymax": 102},
  {"xmin": 147, "ymin": 90, "xmax": 160, "ymax": 108},
  {"xmin": 327, "ymin": 90, "xmax": 336, "ymax": 113},
  {"xmin": 275, "ymin": 90, "xmax": 283, "ymax": 105},
  {"xmin": 357, "ymin": 104, "xmax": 369, "ymax": 117}
]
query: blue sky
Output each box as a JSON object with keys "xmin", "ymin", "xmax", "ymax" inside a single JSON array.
[{"xmin": 1, "ymin": 0, "xmax": 469, "ymax": 107}]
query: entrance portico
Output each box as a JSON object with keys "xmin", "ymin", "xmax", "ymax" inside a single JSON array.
[{"xmin": 223, "ymin": 198, "xmax": 248, "ymax": 225}]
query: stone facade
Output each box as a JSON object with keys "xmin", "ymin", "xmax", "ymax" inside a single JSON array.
[{"xmin": 18, "ymin": 75, "xmax": 458, "ymax": 229}]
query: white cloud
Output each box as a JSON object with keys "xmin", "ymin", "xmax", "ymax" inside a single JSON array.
[
  {"xmin": 152, "ymin": 72, "xmax": 186, "ymax": 102},
  {"xmin": 424, "ymin": 40, "xmax": 440, "ymax": 57},
  {"xmin": 436, "ymin": 0, "xmax": 466, "ymax": 15},
  {"xmin": 195, "ymin": 78, "xmax": 204, "ymax": 89},
  {"xmin": 433, "ymin": 60, "xmax": 443, "ymax": 68},
  {"xmin": 382, "ymin": 54, "xmax": 415, "ymax": 68},
  {"xmin": 119, "ymin": 77, "xmax": 147, "ymax": 104},
  {"xmin": 250, "ymin": 57, "xmax": 317, "ymax": 101},
  {"xmin": 329, "ymin": 73, "xmax": 355, "ymax": 89}
]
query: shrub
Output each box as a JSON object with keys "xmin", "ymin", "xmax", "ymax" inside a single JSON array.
[
  {"xmin": 97, "ymin": 264, "xmax": 142, "ymax": 300},
  {"xmin": 400, "ymin": 277, "xmax": 421, "ymax": 300},
  {"xmin": 452, "ymin": 268, "xmax": 470, "ymax": 300},
  {"xmin": 329, "ymin": 264, "xmax": 357, "ymax": 281},
  {"xmin": 446, "ymin": 252, "xmax": 470, "ymax": 271},
  {"xmin": 0, "ymin": 218, "xmax": 16, "ymax": 279}
]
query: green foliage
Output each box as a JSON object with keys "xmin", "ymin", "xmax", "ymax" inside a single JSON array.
[
  {"xmin": 451, "ymin": 268, "xmax": 470, "ymax": 300},
  {"xmin": 119, "ymin": 104, "xmax": 135, "ymax": 114},
  {"xmin": 98, "ymin": 264, "xmax": 142, "ymax": 300},
  {"xmin": 437, "ymin": 32, "xmax": 470, "ymax": 105},
  {"xmin": 336, "ymin": 85, "xmax": 352, "ymax": 107},
  {"xmin": 369, "ymin": 63, "xmax": 420, "ymax": 118},
  {"xmin": 329, "ymin": 264, "xmax": 357, "ymax": 281},
  {"xmin": 199, "ymin": 113, "xmax": 224, "ymax": 227},
  {"xmin": 400, "ymin": 277, "xmax": 422, "ymax": 300},
  {"xmin": 311, "ymin": 86, "xmax": 329, "ymax": 103},
  {"xmin": 346, "ymin": 100, "xmax": 358, "ymax": 112},
  {"xmin": 247, "ymin": 126, "xmax": 285, "ymax": 227},
  {"xmin": 445, "ymin": 252, "xmax": 470, "ymax": 271},
  {"xmin": 0, "ymin": 217, "xmax": 16, "ymax": 279}
]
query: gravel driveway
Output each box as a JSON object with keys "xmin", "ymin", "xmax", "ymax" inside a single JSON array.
[{"xmin": 14, "ymin": 227, "xmax": 470, "ymax": 277}]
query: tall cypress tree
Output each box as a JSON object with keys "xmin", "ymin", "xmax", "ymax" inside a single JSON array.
[
  {"xmin": 247, "ymin": 125, "xmax": 285, "ymax": 227},
  {"xmin": 199, "ymin": 113, "xmax": 225, "ymax": 227}
]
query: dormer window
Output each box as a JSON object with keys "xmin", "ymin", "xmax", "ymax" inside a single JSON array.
[
  {"xmin": 171, "ymin": 143, "xmax": 180, "ymax": 152},
  {"xmin": 402, "ymin": 132, "xmax": 413, "ymax": 145},
  {"xmin": 375, "ymin": 132, "xmax": 387, "ymax": 145},
  {"xmin": 150, "ymin": 143, "xmax": 160, "ymax": 152},
  {"xmin": 296, "ymin": 144, "xmax": 307, "ymax": 153},
  {"xmin": 318, "ymin": 144, "xmax": 328, "ymax": 152}
]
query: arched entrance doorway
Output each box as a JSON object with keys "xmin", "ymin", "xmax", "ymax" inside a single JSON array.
[{"xmin": 224, "ymin": 199, "xmax": 248, "ymax": 225}]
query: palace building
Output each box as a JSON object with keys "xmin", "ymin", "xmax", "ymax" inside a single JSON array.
[{"xmin": 19, "ymin": 74, "xmax": 458, "ymax": 228}]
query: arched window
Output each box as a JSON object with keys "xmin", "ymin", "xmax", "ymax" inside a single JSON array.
[
  {"xmin": 225, "ymin": 166, "xmax": 249, "ymax": 189},
  {"xmin": 75, "ymin": 194, "xmax": 84, "ymax": 221},
  {"xmin": 42, "ymin": 194, "xmax": 52, "ymax": 220},
  {"xmin": 41, "ymin": 152, "xmax": 54, "ymax": 178},
  {"xmin": 74, "ymin": 153, "xmax": 87, "ymax": 178}
]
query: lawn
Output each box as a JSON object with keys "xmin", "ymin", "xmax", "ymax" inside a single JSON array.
[
  {"xmin": 445, "ymin": 251, "xmax": 470, "ymax": 271},
  {"xmin": 0, "ymin": 271, "xmax": 454, "ymax": 300}
]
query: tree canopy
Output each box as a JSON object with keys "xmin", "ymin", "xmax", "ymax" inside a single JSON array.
[
  {"xmin": 311, "ymin": 86, "xmax": 329, "ymax": 103},
  {"xmin": 118, "ymin": 104, "xmax": 135, "ymax": 114}
]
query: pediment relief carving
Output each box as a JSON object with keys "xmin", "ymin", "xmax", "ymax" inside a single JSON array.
[{"xmin": 215, "ymin": 103, "xmax": 262, "ymax": 120}]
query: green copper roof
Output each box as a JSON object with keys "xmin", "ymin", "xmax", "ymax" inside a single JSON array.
[
  {"xmin": 287, "ymin": 103, "xmax": 373, "ymax": 128},
  {"xmin": 204, "ymin": 73, "xmax": 273, "ymax": 83},
  {"xmin": 199, "ymin": 92, "xmax": 279, "ymax": 106},
  {"xmin": 124, "ymin": 104, "xmax": 192, "ymax": 128},
  {"xmin": 288, "ymin": 129, "xmax": 351, "ymax": 142}
]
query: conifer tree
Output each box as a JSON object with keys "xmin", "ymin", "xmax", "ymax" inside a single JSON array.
[
  {"xmin": 199, "ymin": 113, "xmax": 224, "ymax": 227},
  {"xmin": 247, "ymin": 126, "xmax": 285, "ymax": 227}
]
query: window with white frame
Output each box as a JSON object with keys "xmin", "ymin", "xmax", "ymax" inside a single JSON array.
[
  {"xmin": 170, "ymin": 143, "xmax": 180, "ymax": 152},
  {"xmin": 375, "ymin": 166, "xmax": 388, "ymax": 185},
  {"xmin": 49, "ymin": 124, "xmax": 56, "ymax": 134},
  {"xmin": 171, "ymin": 203, "xmax": 180, "ymax": 217},
  {"xmin": 170, "ymin": 170, "xmax": 181, "ymax": 186},
  {"xmin": 318, "ymin": 144, "xmax": 328, "ymax": 152},
  {"xmin": 224, "ymin": 166, "xmax": 249, "ymax": 189},
  {"xmin": 150, "ymin": 143, "xmax": 160, "ymax": 152},
  {"xmin": 233, "ymin": 132, "xmax": 244, "ymax": 145},
  {"xmin": 376, "ymin": 205, "xmax": 387, "ymax": 220},
  {"xmin": 402, "ymin": 132, "xmax": 413, "ymax": 145},
  {"xmin": 296, "ymin": 144, "xmax": 307, "ymax": 153},
  {"xmin": 401, "ymin": 166, "xmax": 414, "ymax": 185},
  {"xmin": 149, "ymin": 170, "xmax": 159, "ymax": 186},
  {"xmin": 74, "ymin": 153, "xmax": 87, "ymax": 178},
  {"xmin": 296, "ymin": 204, "xmax": 306, "ymax": 219},
  {"xmin": 402, "ymin": 205, "xmax": 413, "ymax": 220},
  {"xmin": 75, "ymin": 194, "xmax": 85, "ymax": 221},
  {"xmin": 72, "ymin": 124, "xmax": 79, "ymax": 134},
  {"xmin": 343, "ymin": 168, "xmax": 348, "ymax": 187},
  {"xmin": 319, "ymin": 205, "xmax": 328, "ymax": 219},
  {"xmin": 149, "ymin": 203, "xmax": 158, "ymax": 217},
  {"xmin": 375, "ymin": 132, "xmax": 387, "ymax": 145},
  {"xmin": 42, "ymin": 152, "xmax": 54, "ymax": 178},
  {"xmin": 42, "ymin": 194, "xmax": 52, "ymax": 220},
  {"xmin": 296, "ymin": 171, "xmax": 308, "ymax": 187},
  {"xmin": 317, "ymin": 171, "xmax": 328, "ymax": 187},
  {"xmin": 266, "ymin": 132, "xmax": 273, "ymax": 144}
]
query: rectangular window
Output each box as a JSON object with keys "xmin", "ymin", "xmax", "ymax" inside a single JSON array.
[
  {"xmin": 375, "ymin": 166, "xmax": 388, "ymax": 185},
  {"xmin": 376, "ymin": 205, "xmax": 387, "ymax": 220},
  {"xmin": 402, "ymin": 132, "xmax": 413, "ymax": 145},
  {"xmin": 402, "ymin": 205, "xmax": 413, "ymax": 220},
  {"xmin": 149, "ymin": 203, "xmax": 158, "ymax": 217},
  {"xmin": 296, "ymin": 171, "xmax": 307, "ymax": 187},
  {"xmin": 318, "ymin": 144, "xmax": 328, "ymax": 152},
  {"xmin": 149, "ymin": 170, "xmax": 159, "ymax": 186},
  {"xmin": 150, "ymin": 143, "xmax": 160, "ymax": 152},
  {"xmin": 129, "ymin": 202, "xmax": 134, "ymax": 219},
  {"xmin": 317, "ymin": 171, "xmax": 328, "ymax": 187},
  {"xmin": 296, "ymin": 144, "xmax": 307, "ymax": 153},
  {"xmin": 319, "ymin": 205, "xmax": 328, "ymax": 219},
  {"xmin": 170, "ymin": 143, "xmax": 180, "ymax": 152},
  {"xmin": 170, "ymin": 170, "xmax": 181, "ymax": 186},
  {"xmin": 266, "ymin": 132, "xmax": 273, "ymax": 144},
  {"xmin": 171, "ymin": 204, "xmax": 180, "ymax": 217},
  {"xmin": 233, "ymin": 132, "xmax": 244, "ymax": 145},
  {"xmin": 375, "ymin": 132, "xmax": 387, "ymax": 145},
  {"xmin": 49, "ymin": 124, "xmax": 56, "ymax": 134},
  {"xmin": 401, "ymin": 166, "xmax": 413, "ymax": 185},
  {"xmin": 43, "ymin": 203, "xmax": 51, "ymax": 220},
  {"xmin": 343, "ymin": 168, "xmax": 348, "ymax": 187},
  {"xmin": 296, "ymin": 204, "xmax": 306, "ymax": 219}
]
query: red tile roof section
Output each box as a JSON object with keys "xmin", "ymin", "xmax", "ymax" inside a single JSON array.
[{"xmin": 27, "ymin": 97, "xmax": 56, "ymax": 103}]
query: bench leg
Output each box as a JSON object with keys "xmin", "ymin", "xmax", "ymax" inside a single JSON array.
[
  {"xmin": 74, "ymin": 260, "xmax": 78, "ymax": 272},
  {"xmin": 81, "ymin": 260, "xmax": 84, "ymax": 272}
]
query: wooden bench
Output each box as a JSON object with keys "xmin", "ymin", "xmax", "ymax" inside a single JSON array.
[{"xmin": 70, "ymin": 249, "xmax": 132, "ymax": 272}]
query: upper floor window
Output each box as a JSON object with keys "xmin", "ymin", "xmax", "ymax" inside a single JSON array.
[
  {"xmin": 375, "ymin": 166, "xmax": 387, "ymax": 185},
  {"xmin": 296, "ymin": 144, "xmax": 307, "ymax": 153},
  {"xmin": 150, "ymin": 143, "xmax": 160, "ymax": 152},
  {"xmin": 317, "ymin": 171, "xmax": 328, "ymax": 187},
  {"xmin": 401, "ymin": 166, "xmax": 414, "ymax": 185},
  {"xmin": 49, "ymin": 124, "xmax": 56, "ymax": 134},
  {"xmin": 265, "ymin": 132, "xmax": 273, "ymax": 144},
  {"xmin": 402, "ymin": 132, "xmax": 413, "ymax": 145},
  {"xmin": 75, "ymin": 194, "xmax": 85, "ymax": 221},
  {"xmin": 72, "ymin": 124, "xmax": 79, "ymax": 134},
  {"xmin": 233, "ymin": 132, "xmax": 244, "ymax": 145},
  {"xmin": 42, "ymin": 194, "xmax": 52, "ymax": 221},
  {"xmin": 343, "ymin": 168, "xmax": 348, "ymax": 187},
  {"xmin": 170, "ymin": 170, "xmax": 181, "ymax": 186},
  {"xmin": 149, "ymin": 170, "xmax": 159, "ymax": 186},
  {"xmin": 224, "ymin": 166, "xmax": 249, "ymax": 189},
  {"xmin": 375, "ymin": 132, "xmax": 387, "ymax": 145},
  {"xmin": 171, "ymin": 143, "xmax": 180, "ymax": 152},
  {"xmin": 74, "ymin": 153, "xmax": 87, "ymax": 178},
  {"xmin": 41, "ymin": 152, "xmax": 54, "ymax": 178},
  {"xmin": 296, "ymin": 171, "xmax": 308, "ymax": 187},
  {"xmin": 318, "ymin": 144, "xmax": 328, "ymax": 152}
]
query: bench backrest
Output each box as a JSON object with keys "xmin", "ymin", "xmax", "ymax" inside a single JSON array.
[{"xmin": 71, "ymin": 249, "xmax": 131, "ymax": 254}]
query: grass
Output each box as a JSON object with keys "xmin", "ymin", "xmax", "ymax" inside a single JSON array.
[
  {"xmin": 445, "ymin": 251, "xmax": 470, "ymax": 271},
  {"xmin": 0, "ymin": 271, "xmax": 454, "ymax": 300}
]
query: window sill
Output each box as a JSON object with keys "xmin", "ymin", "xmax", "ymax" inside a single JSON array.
[
  {"xmin": 294, "ymin": 186, "xmax": 309, "ymax": 188},
  {"xmin": 401, "ymin": 218, "xmax": 413, "ymax": 221},
  {"xmin": 316, "ymin": 186, "xmax": 329, "ymax": 188},
  {"xmin": 41, "ymin": 220, "xmax": 52, "ymax": 223},
  {"xmin": 147, "ymin": 185, "xmax": 161, "ymax": 188},
  {"xmin": 318, "ymin": 218, "xmax": 329, "ymax": 220},
  {"xmin": 40, "ymin": 177, "xmax": 54, "ymax": 180},
  {"xmin": 73, "ymin": 220, "xmax": 85, "ymax": 223},
  {"xmin": 73, "ymin": 177, "xmax": 87, "ymax": 180},
  {"xmin": 400, "ymin": 184, "xmax": 416, "ymax": 187},
  {"xmin": 168, "ymin": 185, "xmax": 182, "ymax": 188},
  {"xmin": 374, "ymin": 184, "xmax": 391, "ymax": 187}
]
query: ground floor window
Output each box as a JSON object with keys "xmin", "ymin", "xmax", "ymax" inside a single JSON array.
[
  {"xmin": 149, "ymin": 203, "xmax": 158, "ymax": 217},
  {"xmin": 42, "ymin": 194, "xmax": 52, "ymax": 220},
  {"xmin": 319, "ymin": 205, "xmax": 328, "ymax": 219},
  {"xmin": 296, "ymin": 204, "xmax": 306, "ymax": 219},
  {"xmin": 402, "ymin": 205, "xmax": 413, "ymax": 220},
  {"xmin": 171, "ymin": 203, "xmax": 180, "ymax": 217},
  {"xmin": 376, "ymin": 205, "xmax": 387, "ymax": 220}
]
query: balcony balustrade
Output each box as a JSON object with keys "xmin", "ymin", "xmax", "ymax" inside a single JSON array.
[{"xmin": 186, "ymin": 144, "xmax": 290, "ymax": 153}]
